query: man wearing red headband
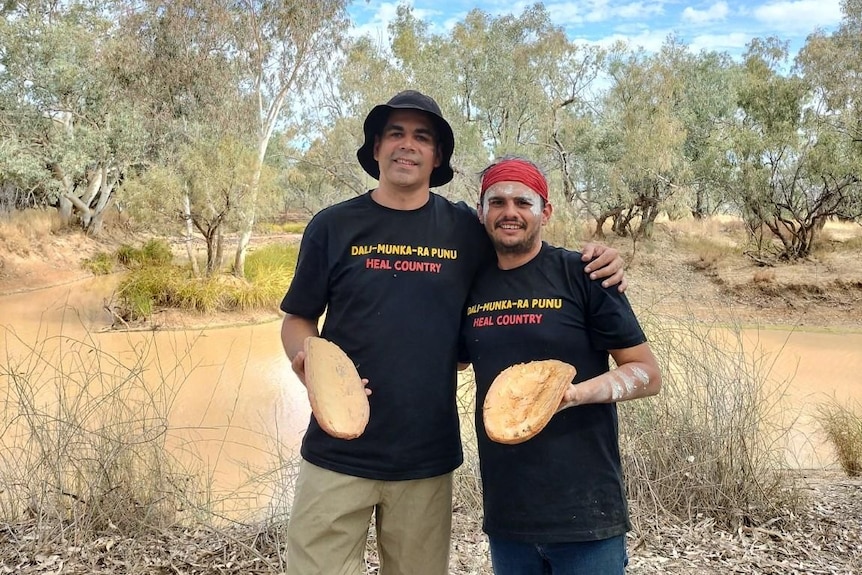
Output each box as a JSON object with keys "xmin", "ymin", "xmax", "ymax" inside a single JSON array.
[
  {"xmin": 460, "ymin": 156, "xmax": 662, "ymax": 574},
  {"xmin": 280, "ymin": 92, "xmax": 627, "ymax": 575}
]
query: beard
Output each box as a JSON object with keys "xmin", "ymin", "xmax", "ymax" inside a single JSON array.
[{"xmin": 490, "ymin": 225, "xmax": 542, "ymax": 255}]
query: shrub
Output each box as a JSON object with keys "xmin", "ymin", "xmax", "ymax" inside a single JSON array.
[
  {"xmin": 0, "ymin": 331, "xmax": 199, "ymax": 540},
  {"xmin": 115, "ymin": 243, "xmax": 138, "ymax": 267},
  {"xmin": 114, "ymin": 239, "xmax": 174, "ymax": 269},
  {"xmin": 816, "ymin": 397, "xmax": 862, "ymax": 477},
  {"xmin": 141, "ymin": 238, "xmax": 173, "ymax": 266},
  {"xmin": 81, "ymin": 251, "xmax": 115, "ymax": 275},
  {"xmin": 114, "ymin": 243, "xmax": 298, "ymax": 321},
  {"xmin": 620, "ymin": 312, "xmax": 802, "ymax": 531}
]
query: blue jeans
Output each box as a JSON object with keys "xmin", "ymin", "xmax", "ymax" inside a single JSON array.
[{"xmin": 489, "ymin": 533, "xmax": 628, "ymax": 575}]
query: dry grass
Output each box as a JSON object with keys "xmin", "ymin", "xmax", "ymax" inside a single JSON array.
[
  {"xmin": 0, "ymin": 330, "xmax": 199, "ymax": 542},
  {"xmin": 816, "ymin": 397, "xmax": 862, "ymax": 477},
  {"xmin": 0, "ymin": 209, "xmax": 65, "ymax": 257},
  {"xmin": 623, "ymin": 309, "xmax": 802, "ymax": 531}
]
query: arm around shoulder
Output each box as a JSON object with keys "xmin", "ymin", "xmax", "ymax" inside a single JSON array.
[{"xmin": 580, "ymin": 242, "xmax": 627, "ymax": 292}]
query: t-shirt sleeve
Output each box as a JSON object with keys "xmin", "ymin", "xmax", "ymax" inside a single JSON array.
[
  {"xmin": 572, "ymin": 253, "xmax": 646, "ymax": 351},
  {"xmin": 279, "ymin": 215, "xmax": 329, "ymax": 319}
]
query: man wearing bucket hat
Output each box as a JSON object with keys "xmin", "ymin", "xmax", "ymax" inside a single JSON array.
[
  {"xmin": 459, "ymin": 156, "xmax": 661, "ymax": 574},
  {"xmin": 279, "ymin": 91, "xmax": 626, "ymax": 575}
]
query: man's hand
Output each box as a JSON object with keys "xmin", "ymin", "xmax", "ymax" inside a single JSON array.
[
  {"xmin": 291, "ymin": 350, "xmax": 308, "ymax": 385},
  {"xmin": 581, "ymin": 242, "xmax": 627, "ymax": 293}
]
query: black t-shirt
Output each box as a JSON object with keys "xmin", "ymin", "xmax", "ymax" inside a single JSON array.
[
  {"xmin": 460, "ymin": 243, "xmax": 646, "ymax": 542},
  {"xmin": 281, "ymin": 191, "xmax": 491, "ymax": 480}
]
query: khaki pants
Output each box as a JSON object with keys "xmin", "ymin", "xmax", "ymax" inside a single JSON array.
[{"xmin": 286, "ymin": 460, "xmax": 453, "ymax": 575}]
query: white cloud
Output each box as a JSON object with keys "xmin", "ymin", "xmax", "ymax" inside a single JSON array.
[
  {"xmin": 682, "ymin": 1, "xmax": 730, "ymax": 25},
  {"xmin": 542, "ymin": 3, "xmax": 585, "ymax": 25},
  {"xmin": 752, "ymin": 0, "xmax": 843, "ymax": 33},
  {"xmin": 574, "ymin": 28, "xmax": 671, "ymax": 52},
  {"xmin": 688, "ymin": 31, "xmax": 754, "ymax": 52},
  {"xmin": 579, "ymin": 0, "xmax": 666, "ymax": 23},
  {"xmin": 616, "ymin": 1, "xmax": 665, "ymax": 20}
]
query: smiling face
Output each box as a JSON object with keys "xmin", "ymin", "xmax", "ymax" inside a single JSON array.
[
  {"xmin": 479, "ymin": 181, "xmax": 552, "ymax": 260},
  {"xmin": 373, "ymin": 109, "xmax": 441, "ymax": 194}
]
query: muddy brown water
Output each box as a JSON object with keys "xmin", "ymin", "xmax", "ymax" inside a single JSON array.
[{"xmin": 1, "ymin": 277, "xmax": 861, "ymax": 518}]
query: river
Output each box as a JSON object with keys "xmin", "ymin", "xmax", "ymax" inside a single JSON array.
[{"xmin": 1, "ymin": 277, "xmax": 861, "ymax": 518}]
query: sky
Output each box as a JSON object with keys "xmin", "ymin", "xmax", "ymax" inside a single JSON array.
[{"xmin": 348, "ymin": 0, "xmax": 844, "ymax": 59}]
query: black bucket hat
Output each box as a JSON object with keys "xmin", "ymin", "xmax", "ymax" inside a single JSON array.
[{"xmin": 356, "ymin": 90, "xmax": 455, "ymax": 188}]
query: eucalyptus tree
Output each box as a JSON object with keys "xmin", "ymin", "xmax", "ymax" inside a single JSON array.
[
  {"xmin": 411, "ymin": 4, "xmax": 595, "ymax": 203},
  {"xmin": 597, "ymin": 44, "xmax": 689, "ymax": 239},
  {"xmin": 386, "ymin": 4, "xmax": 486, "ymax": 200},
  {"xmin": 123, "ymin": 136, "xmax": 266, "ymax": 275},
  {"xmin": 795, "ymin": 0, "xmax": 862, "ymax": 226},
  {"xmin": 0, "ymin": 0, "xmax": 148, "ymax": 234},
  {"xmin": 444, "ymin": 6, "xmax": 567, "ymax": 160},
  {"xmin": 278, "ymin": 33, "xmax": 408, "ymax": 215},
  {"xmin": 228, "ymin": 0, "xmax": 350, "ymax": 277},
  {"xmin": 728, "ymin": 37, "xmax": 854, "ymax": 259},
  {"xmin": 670, "ymin": 46, "xmax": 741, "ymax": 219},
  {"xmin": 113, "ymin": 0, "xmax": 250, "ymax": 270}
]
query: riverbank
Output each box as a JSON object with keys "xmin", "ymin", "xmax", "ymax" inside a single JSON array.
[{"xmin": 2, "ymin": 215, "xmax": 862, "ymax": 573}]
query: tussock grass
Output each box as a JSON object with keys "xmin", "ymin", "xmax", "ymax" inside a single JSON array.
[
  {"xmin": 816, "ymin": 397, "xmax": 862, "ymax": 477},
  {"xmin": 0, "ymin": 208, "xmax": 63, "ymax": 238},
  {"xmin": 81, "ymin": 251, "xmax": 116, "ymax": 275},
  {"xmin": 115, "ymin": 243, "xmax": 298, "ymax": 321},
  {"xmin": 0, "ymin": 208, "xmax": 65, "ymax": 256},
  {"xmin": 677, "ymin": 235, "xmax": 739, "ymax": 270},
  {"xmin": 0, "ymin": 330, "xmax": 201, "ymax": 541},
  {"xmin": 621, "ymin": 313, "xmax": 801, "ymax": 531},
  {"xmin": 81, "ymin": 238, "xmax": 174, "ymax": 281},
  {"xmin": 257, "ymin": 221, "xmax": 307, "ymax": 234},
  {"xmin": 116, "ymin": 238, "xmax": 174, "ymax": 268}
]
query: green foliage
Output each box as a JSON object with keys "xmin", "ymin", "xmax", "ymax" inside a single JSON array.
[
  {"xmin": 244, "ymin": 243, "xmax": 299, "ymax": 282},
  {"xmin": 115, "ymin": 243, "xmax": 297, "ymax": 321},
  {"xmin": 257, "ymin": 221, "xmax": 307, "ymax": 234},
  {"xmin": 115, "ymin": 239, "xmax": 173, "ymax": 269},
  {"xmin": 241, "ymin": 243, "xmax": 299, "ymax": 306},
  {"xmin": 81, "ymin": 252, "xmax": 115, "ymax": 275},
  {"xmin": 817, "ymin": 398, "xmax": 862, "ymax": 477},
  {"xmin": 141, "ymin": 239, "xmax": 174, "ymax": 266}
]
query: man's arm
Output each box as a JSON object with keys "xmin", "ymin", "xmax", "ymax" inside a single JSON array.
[
  {"xmin": 557, "ymin": 343, "xmax": 661, "ymax": 411},
  {"xmin": 280, "ymin": 313, "xmax": 319, "ymax": 386},
  {"xmin": 580, "ymin": 242, "xmax": 627, "ymax": 292}
]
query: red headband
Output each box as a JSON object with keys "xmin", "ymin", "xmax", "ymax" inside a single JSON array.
[{"xmin": 480, "ymin": 159, "xmax": 548, "ymax": 202}]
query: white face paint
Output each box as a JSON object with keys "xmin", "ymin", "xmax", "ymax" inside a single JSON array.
[{"xmin": 482, "ymin": 183, "xmax": 543, "ymax": 218}]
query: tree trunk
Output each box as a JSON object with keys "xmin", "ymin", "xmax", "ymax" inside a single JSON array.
[
  {"xmin": 215, "ymin": 226, "xmax": 224, "ymax": 273},
  {"xmin": 204, "ymin": 229, "xmax": 217, "ymax": 276},
  {"xmin": 86, "ymin": 168, "xmax": 116, "ymax": 236},
  {"xmin": 58, "ymin": 196, "xmax": 73, "ymax": 225},
  {"xmin": 183, "ymin": 193, "xmax": 201, "ymax": 277}
]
